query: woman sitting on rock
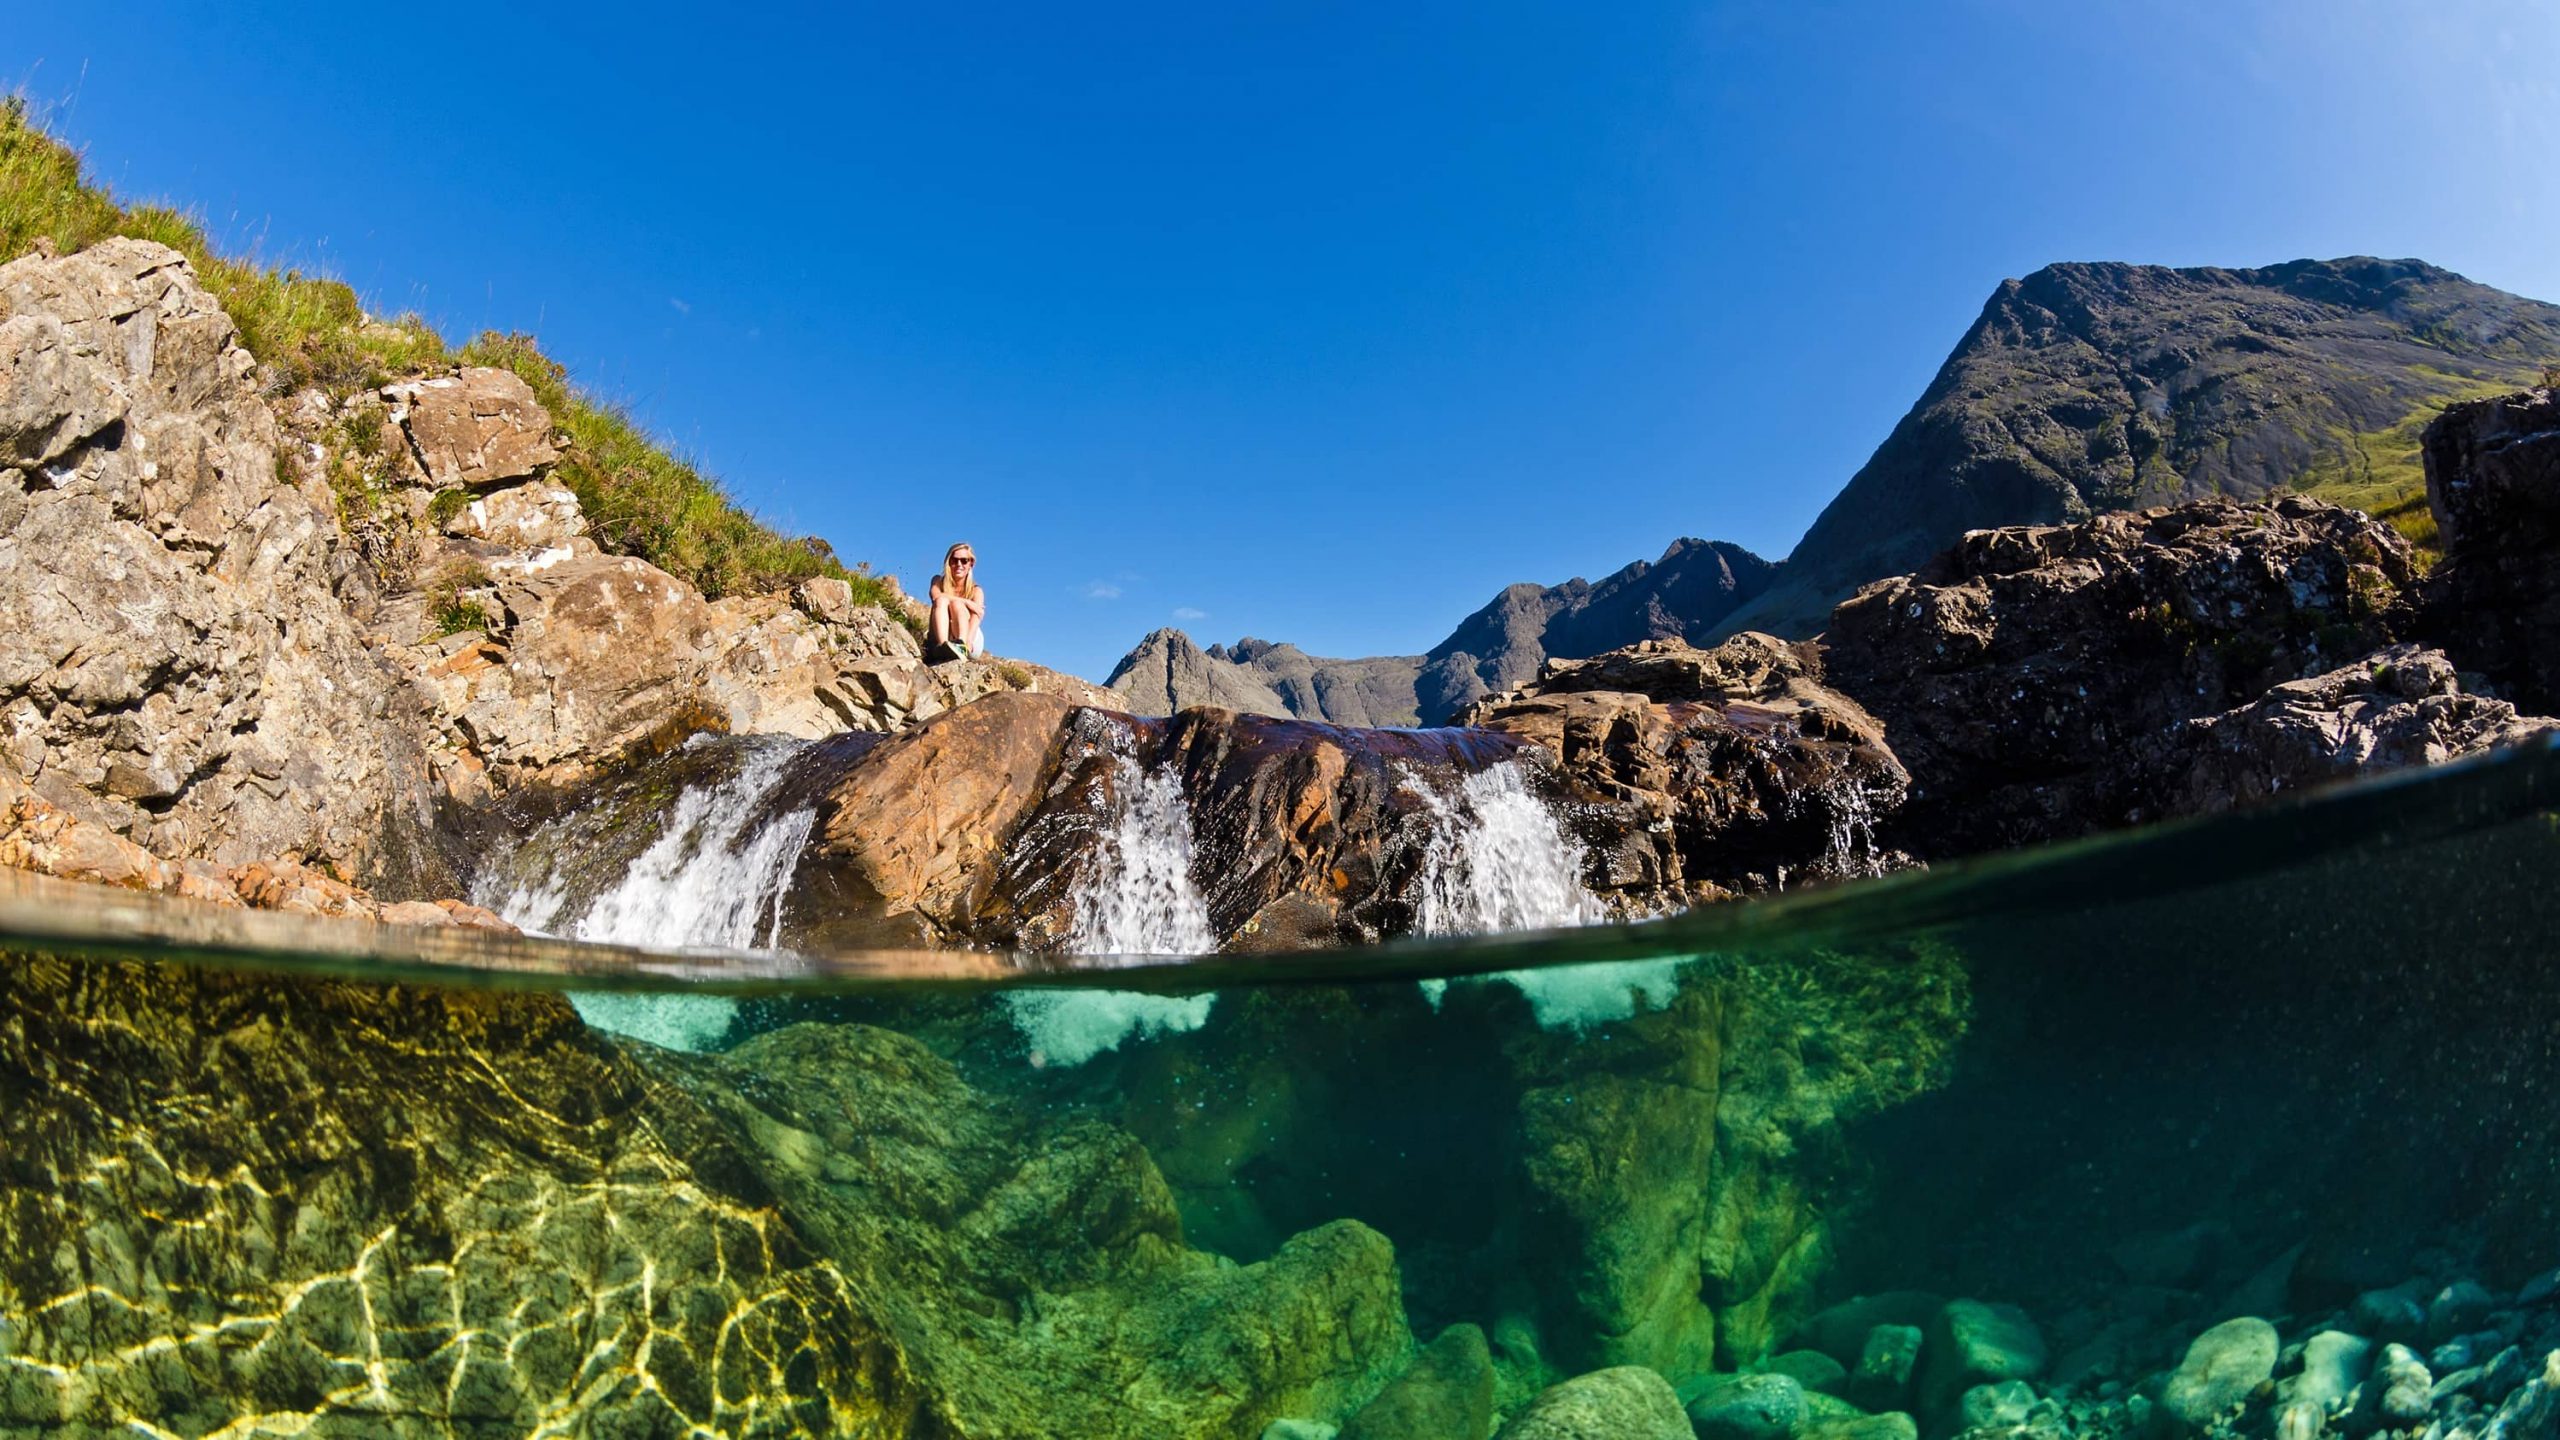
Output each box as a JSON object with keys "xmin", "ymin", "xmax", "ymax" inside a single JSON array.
[{"xmin": 926, "ymin": 541, "xmax": 986, "ymax": 663}]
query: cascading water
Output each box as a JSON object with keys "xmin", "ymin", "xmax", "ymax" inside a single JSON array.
[
  {"xmin": 1405, "ymin": 761, "xmax": 1607, "ymax": 935},
  {"xmin": 1066, "ymin": 743, "xmax": 1219, "ymax": 956},
  {"xmin": 1010, "ymin": 732, "xmax": 1220, "ymax": 1065},
  {"xmin": 480, "ymin": 737, "xmax": 818, "ymax": 1051},
  {"xmin": 1402, "ymin": 760, "xmax": 1677, "ymax": 1027}
]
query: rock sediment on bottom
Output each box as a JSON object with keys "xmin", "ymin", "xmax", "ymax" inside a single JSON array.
[{"xmin": 1494, "ymin": 1366, "xmax": 1690, "ymax": 1439}]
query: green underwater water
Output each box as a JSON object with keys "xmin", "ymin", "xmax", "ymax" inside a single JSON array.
[{"xmin": 4, "ymin": 742, "xmax": 2560, "ymax": 1438}]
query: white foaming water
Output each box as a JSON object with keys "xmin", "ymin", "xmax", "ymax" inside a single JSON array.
[
  {"xmin": 488, "ymin": 741, "xmax": 817, "ymax": 1052},
  {"xmin": 1010, "ymin": 737, "xmax": 1222, "ymax": 1065},
  {"xmin": 1407, "ymin": 760, "xmax": 1666, "ymax": 1029},
  {"xmin": 1825, "ymin": 778, "xmax": 1885, "ymax": 879},
  {"xmin": 1407, "ymin": 761, "xmax": 1607, "ymax": 936},
  {"xmin": 1066, "ymin": 743, "xmax": 1218, "ymax": 957}
]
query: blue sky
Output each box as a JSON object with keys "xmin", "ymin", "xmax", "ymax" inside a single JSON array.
[{"xmin": 13, "ymin": 3, "xmax": 2558, "ymax": 679}]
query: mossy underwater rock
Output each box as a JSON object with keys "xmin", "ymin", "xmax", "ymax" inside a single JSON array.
[
  {"xmin": 0, "ymin": 948, "xmax": 921, "ymax": 1437},
  {"xmin": 0, "ymin": 952, "xmax": 1416, "ymax": 1438},
  {"xmin": 1493, "ymin": 1365, "xmax": 1690, "ymax": 1439},
  {"xmin": 663, "ymin": 1020, "xmax": 1416, "ymax": 1438},
  {"xmin": 1340, "ymin": 1322, "xmax": 1497, "ymax": 1440}
]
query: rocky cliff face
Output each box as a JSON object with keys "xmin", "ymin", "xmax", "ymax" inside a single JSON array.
[
  {"xmin": 1106, "ymin": 537, "xmax": 1776, "ymax": 727},
  {"xmin": 2421, "ymin": 387, "xmax": 2560, "ymax": 713},
  {"xmin": 1814, "ymin": 494, "xmax": 2554, "ymax": 859},
  {"xmin": 1725, "ymin": 258, "xmax": 2560, "ymax": 636},
  {"xmin": 0, "ymin": 239, "xmax": 447, "ymax": 887}
]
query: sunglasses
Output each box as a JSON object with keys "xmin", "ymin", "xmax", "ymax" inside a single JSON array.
[{"xmin": 953, "ymin": 556, "xmax": 976, "ymax": 566}]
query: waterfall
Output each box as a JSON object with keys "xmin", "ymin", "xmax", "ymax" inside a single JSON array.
[
  {"xmin": 1064, "ymin": 741, "xmax": 1218, "ymax": 956},
  {"xmin": 1010, "ymin": 733, "xmax": 1221, "ymax": 1066},
  {"xmin": 1405, "ymin": 761, "xmax": 1606, "ymax": 935},
  {"xmin": 482, "ymin": 738, "xmax": 817, "ymax": 1052},
  {"xmin": 1823, "ymin": 777, "xmax": 1886, "ymax": 879},
  {"xmin": 1407, "ymin": 759, "xmax": 1660, "ymax": 1027}
]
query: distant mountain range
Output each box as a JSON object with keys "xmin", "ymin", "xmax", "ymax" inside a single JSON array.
[{"xmin": 1106, "ymin": 256, "xmax": 2560, "ymax": 723}]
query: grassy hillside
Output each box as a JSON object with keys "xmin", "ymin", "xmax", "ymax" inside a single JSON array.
[
  {"xmin": 0, "ymin": 97, "xmax": 906, "ymax": 613},
  {"xmin": 2289, "ymin": 367, "xmax": 2553, "ymax": 561}
]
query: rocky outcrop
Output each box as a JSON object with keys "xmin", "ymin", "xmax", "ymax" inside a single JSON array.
[
  {"xmin": 0, "ymin": 770, "xmax": 511, "ymax": 927},
  {"xmin": 2420, "ymin": 387, "xmax": 2560, "ymax": 713},
  {"xmin": 0, "ymin": 239, "xmax": 446, "ymax": 885},
  {"xmin": 378, "ymin": 366, "xmax": 561, "ymax": 489},
  {"xmin": 800, "ymin": 691, "xmax": 1083, "ymax": 947},
  {"xmin": 1725, "ymin": 258, "xmax": 2560, "ymax": 637},
  {"xmin": 2129, "ymin": 645, "xmax": 2556, "ymax": 820},
  {"xmin": 797, "ymin": 694, "xmax": 1539, "ymax": 950},
  {"xmin": 1819, "ymin": 497, "xmax": 2423, "ymax": 855},
  {"xmin": 1459, "ymin": 635, "xmax": 1909, "ymax": 904}
]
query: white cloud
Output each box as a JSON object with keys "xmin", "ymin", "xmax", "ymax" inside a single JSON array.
[
  {"xmin": 1172, "ymin": 606, "xmax": 1208, "ymax": 622},
  {"xmin": 668, "ymin": 297, "xmax": 691, "ymax": 314},
  {"xmin": 1081, "ymin": 581, "xmax": 1123, "ymax": 600}
]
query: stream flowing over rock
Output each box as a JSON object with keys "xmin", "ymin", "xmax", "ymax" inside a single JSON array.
[{"xmin": 1458, "ymin": 633, "xmax": 1909, "ymax": 903}]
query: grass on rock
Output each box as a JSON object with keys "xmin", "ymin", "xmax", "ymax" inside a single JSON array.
[{"xmin": 0, "ymin": 96, "xmax": 911, "ymax": 618}]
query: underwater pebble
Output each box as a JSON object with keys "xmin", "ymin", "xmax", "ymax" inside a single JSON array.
[
  {"xmin": 2285, "ymin": 1330, "xmax": 2374, "ymax": 1413},
  {"xmin": 2427, "ymin": 1281, "xmax": 2495, "ymax": 1344},
  {"xmin": 1764, "ymin": 1350, "xmax": 1850, "ymax": 1396},
  {"xmin": 2516, "ymin": 1270, "xmax": 2560, "ymax": 1308},
  {"xmin": 1495, "ymin": 1366, "xmax": 1689, "ymax": 1440},
  {"xmin": 2350, "ymin": 1286, "xmax": 2428, "ymax": 1344},
  {"xmin": 2375, "ymin": 1343, "xmax": 2434, "ymax": 1426},
  {"xmin": 1799, "ymin": 1413, "xmax": 1917, "ymax": 1440},
  {"xmin": 1852, "ymin": 1325, "xmax": 1925, "ymax": 1411},
  {"xmin": 2162, "ymin": 1316, "xmax": 2279, "ymax": 1432},
  {"xmin": 1918, "ymin": 1300, "xmax": 2049, "ymax": 1424},
  {"xmin": 1688, "ymin": 1372, "xmax": 1810, "ymax": 1440},
  {"xmin": 1957, "ymin": 1379, "xmax": 2035, "ymax": 1431}
]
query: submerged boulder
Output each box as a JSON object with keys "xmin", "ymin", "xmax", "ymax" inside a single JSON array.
[
  {"xmin": 1494, "ymin": 1366, "xmax": 1690, "ymax": 1439},
  {"xmin": 0, "ymin": 947, "xmax": 1415, "ymax": 1438},
  {"xmin": 1340, "ymin": 1323, "xmax": 1497, "ymax": 1440}
]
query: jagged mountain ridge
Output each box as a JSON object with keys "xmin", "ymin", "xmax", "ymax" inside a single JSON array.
[
  {"xmin": 1719, "ymin": 255, "xmax": 2560, "ymax": 634},
  {"xmin": 1105, "ymin": 537, "xmax": 1773, "ymax": 726},
  {"xmin": 1108, "ymin": 255, "xmax": 2560, "ymax": 713}
]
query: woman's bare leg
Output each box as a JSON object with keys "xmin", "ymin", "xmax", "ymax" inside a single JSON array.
[{"xmin": 929, "ymin": 593, "xmax": 958, "ymax": 650}]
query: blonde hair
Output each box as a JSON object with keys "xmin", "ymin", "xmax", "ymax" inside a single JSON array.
[{"xmin": 938, "ymin": 541, "xmax": 981, "ymax": 601}]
